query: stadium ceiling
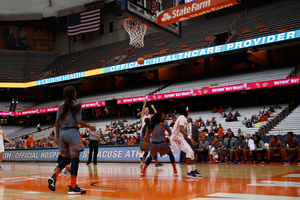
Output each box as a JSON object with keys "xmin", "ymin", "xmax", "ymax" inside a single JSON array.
[{"xmin": 0, "ymin": 0, "xmax": 94, "ymax": 15}]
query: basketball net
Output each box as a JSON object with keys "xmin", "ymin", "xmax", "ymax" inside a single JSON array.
[{"xmin": 123, "ymin": 18, "xmax": 148, "ymax": 48}]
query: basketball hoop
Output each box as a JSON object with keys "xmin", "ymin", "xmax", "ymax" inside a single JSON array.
[{"xmin": 123, "ymin": 18, "xmax": 148, "ymax": 48}]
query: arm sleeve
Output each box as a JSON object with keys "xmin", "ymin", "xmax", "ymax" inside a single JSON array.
[
  {"xmin": 75, "ymin": 102, "xmax": 82, "ymax": 120},
  {"xmin": 56, "ymin": 105, "xmax": 61, "ymax": 120}
]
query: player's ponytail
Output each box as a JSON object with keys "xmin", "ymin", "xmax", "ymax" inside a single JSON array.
[
  {"xmin": 59, "ymin": 86, "xmax": 81, "ymax": 120},
  {"xmin": 149, "ymin": 113, "xmax": 162, "ymax": 132}
]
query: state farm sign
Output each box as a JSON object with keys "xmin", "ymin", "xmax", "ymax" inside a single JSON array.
[{"xmin": 157, "ymin": 0, "xmax": 240, "ymax": 26}]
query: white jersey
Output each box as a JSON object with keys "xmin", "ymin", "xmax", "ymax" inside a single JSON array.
[
  {"xmin": 171, "ymin": 115, "xmax": 187, "ymax": 137},
  {"xmin": 141, "ymin": 114, "xmax": 151, "ymax": 129},
  {"xmin": 0, "ymin": 130, "xmax": 4, "ymax": 152}
]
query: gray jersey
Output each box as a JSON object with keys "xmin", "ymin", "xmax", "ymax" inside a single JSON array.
[
  {"xmin": 150, "ymin": 122, "xmax": 170, "ymax": 142},
  {"xmin": 56, "ymin": 101, "xmax": 82, "ymax": 129},
  {"xmin": 87, "ymin": 129, "xmax": 100, "ymax": 141}
]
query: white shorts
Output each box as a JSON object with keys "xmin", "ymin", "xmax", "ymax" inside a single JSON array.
[
  {"xmin": 170, "ymin": 134, "xmax": 194, "ymax": 160},
  {"xmin": 210, "ymin": 147, "xmax": 217, "ymax": 157},
  {"xmin": 0, "ymin": 145, "xmax": 4, "ymax": 153}
]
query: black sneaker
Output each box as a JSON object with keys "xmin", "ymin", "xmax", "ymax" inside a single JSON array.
[
  {"xmin": 193, "ymin": 170, "xmax": 202, "ymax": 177},
  {"xmin": 86, "ymin": 162, "xmax": 91, "ymax": 165},
  {"xmin": 68, "ymin": 185, "xmax": 86, "ymax": 195},
  {"xmin": 48, "ymin": 174, "xmax": 56, "ymax": 191},
  {"xmin": 243, "ymin": 160, "xmax": 247, "ymax": 164},
  {"xmin": 155, "ymin": 163, "xmax": 164, "ymax": 167},
  {"xmin": 267, "ymin": 160, "xmax": 271, "ymax": 164},
  {"xmin": 187, "ymin": 171, "xmax": 197, "ymax": 178}
]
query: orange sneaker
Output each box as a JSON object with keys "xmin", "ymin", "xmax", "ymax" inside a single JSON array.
[
  {"xmin": 139, "ymin": 169, "xmax": 146, "ymax": 176},
  {"xmin": 173, "ymin": 169, "xmax": 178, "ymax": 176}
]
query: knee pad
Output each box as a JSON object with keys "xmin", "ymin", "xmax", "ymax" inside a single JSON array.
[
  {"xmin": 57, "ymin": 157, "xmax": 71, "ymax": 171},
  {"xmin": 143, "ymin": 151, "xmax": 148, "ymax": 158},
  {"xmin": 57, "ymin": 155, "xmax": 64, "ymax": 163},
  {"xmin": 145, "ymin": 156, "xmax": 152, "ymax": 166},
  {"xmin": 70, "ymin": 157, "xmax": 80, "ymax": 176}
]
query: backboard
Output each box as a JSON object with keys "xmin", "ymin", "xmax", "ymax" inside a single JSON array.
[{"xmin": 121, "ymin": 0, "xmax": 182, "ymax": 38}]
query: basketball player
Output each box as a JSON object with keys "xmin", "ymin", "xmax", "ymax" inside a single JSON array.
[
  {"xmin": 170, "ymin": 103, "xmax": 202, "ymax": 178},
  {"xmin": 0, "ymin": 125, "xmax": 15, "ymax": 169},
  {"xmin": 139, "ymin": 100, "xmax": 163, "ymax": 167},
  {"xmin": 209, "ymin": 136, "xmax": 222, "ymax": 164},
  {"xmin": 140, "ymin": 113, "xmax": 178, "ymax": 176},
  {"xmin": 139, "ymin": 118, "xmax": 162, "ymax": 169},
  {"xmin": 48, "ymin": 86, "xmax": 95, "ymax": 195},
  {"xmin": 140, "ymin": 100, "xmax": 157, "ymax": 129}
]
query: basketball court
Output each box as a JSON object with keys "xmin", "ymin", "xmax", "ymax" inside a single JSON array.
[{"xmin": 0, "ymin": 162, "xmax": 299, "ymax": 199}]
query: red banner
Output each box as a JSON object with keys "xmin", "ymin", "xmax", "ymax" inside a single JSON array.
[
  {"xmin": 246, "ymin": 77, "xmax": 300, "ymax": 90},
  {"xmin": 0, "ymin": 101, "xmax": 106, "ymax": 116},
  {"xmin": 117, "ymin": 84, "xmax": 245, "ymax": 104},
  {"xmin": 157, "ymin": 0, "xmax": 240, "ymax": 26},
  {"xmin": 117, "ymin": 77, "xmax": 300, "ymax": 105}
]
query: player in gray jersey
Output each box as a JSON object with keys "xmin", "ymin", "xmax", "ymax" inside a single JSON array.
[
  {"xmin": 139, "ymin": 118, "xmax": 164, "ymax": 169},
  {"xmin": 140, "ymin": 113, "xmax": 178, "ymax": 176},
  {"xmin": 48, "ymin": 86, "xmax": 95, "ymax": 195}
]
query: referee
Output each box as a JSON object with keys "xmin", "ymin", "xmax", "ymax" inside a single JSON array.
[{"xmin": 85, "ymin": 124, "xmax": 100, "ymax": 165}]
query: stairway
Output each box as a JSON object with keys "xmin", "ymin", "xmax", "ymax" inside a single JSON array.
[
  {"xmin": 263, "ymin": 104, "xmax": 300, "ymax": 135},
  {"xmin": 247, "ymin": 53, "xmax": 267, "ymax": 67}
]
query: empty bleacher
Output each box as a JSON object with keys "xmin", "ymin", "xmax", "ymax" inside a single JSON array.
[
  {"xmin": 269, "ymin": 105, "xmax": 300, "ymax": 135},
  {"xmin": 0, "ymin": 51, "xmax": 57, "ymax": 82},
  {"xmin": 237, "ymin": 0, "xmax": 300, "ymax": 41},
  {"xmin": 0, "ymin": 102, "xmax": 11, "ymax": 112},
  {"xmin": 156, "ymin": 67, "xmax": 293, "ymax": 94}
]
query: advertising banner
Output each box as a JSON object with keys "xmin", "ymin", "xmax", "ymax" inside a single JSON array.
[
  {"xmin": 157, "ymin": 0, "xmax": 240, "ymax": 26},
  {"xmin": 0, "ymin": 101, "xmax": 106, "ymax": 117},
  {"xmin": 0, "ymin": 30, "xmax": 299, "ymax": 88},
  {"xmin": 0, "ymin": 25, "xmax": 53, "ymax": 51},
  {"xmin": 117, "ymin": 84, "xmax": 245, "ymax": 104},
  {"xmin": 2, "ymin": 146, "xmax": 180, "ymax": 163},
  {"xmin": 246, "ymin": 77, "xmax": 300, "ymax": 90},
  {"xmin": 117, "ymin": 77, "xmax": 300, "ymax": 105}
]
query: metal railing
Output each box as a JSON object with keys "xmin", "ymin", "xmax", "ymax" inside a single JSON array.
[
  {"xmin": 259, "ymin": 102, "xmax": 298, "ymax": 135},
  {"xmin": 260, "ymin": 129, "xmax": 300, "ymax": 136}
]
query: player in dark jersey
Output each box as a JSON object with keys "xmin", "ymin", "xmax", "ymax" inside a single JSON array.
[
  {"xmin": 267, "ymin": 136, "xmax": 283, "ymax": 164},
  {"xmin": 48, "ymin": 86, "xmax": 95, "ymax": 195},
  {"xmin": 140, "ymin": 113, "xmax": 178, "ymax": 176},
  {"xmin": 234, "ymin": 136, "xmax": 248, "ymax": 164},
  {"xmin": 281, "ymin": 132, "xmax": 300, "ymax": 164}
]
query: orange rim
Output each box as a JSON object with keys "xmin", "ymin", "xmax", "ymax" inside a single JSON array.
[{"xmin": 123, "ymin": 18, "xmax": 149, "ymax": 27}]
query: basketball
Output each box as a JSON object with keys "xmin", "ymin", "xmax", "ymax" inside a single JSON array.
[{"xmin": 137, "ymin": 58, "xmax": 144, "ymax": 65}]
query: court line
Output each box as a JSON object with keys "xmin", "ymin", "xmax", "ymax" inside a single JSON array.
[{"xmin": 85, "ymin": 188, "xmax": 115, "ymax": 193}]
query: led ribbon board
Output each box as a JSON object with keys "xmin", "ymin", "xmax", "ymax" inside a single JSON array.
[{"xmin": 0, "ymin": 30, "xmax": 299, "ymax": 88}]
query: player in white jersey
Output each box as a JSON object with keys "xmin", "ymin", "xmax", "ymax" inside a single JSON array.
[
  {"xmin": 170, "ymin": 103, "xmax": 202, "ymax": 178},
  {"xmin": 0, "ymin": 125, "xmax": 15, "ymax": 169},
  {"xmin": 140, "ymin": 100, "xmax": 157, "ymax": 129}
]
